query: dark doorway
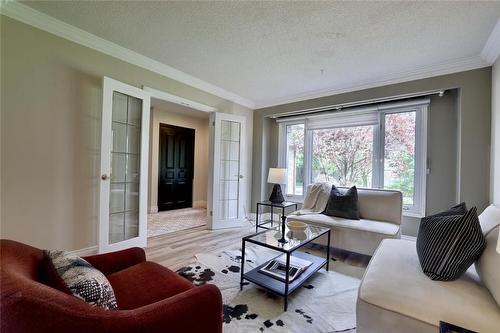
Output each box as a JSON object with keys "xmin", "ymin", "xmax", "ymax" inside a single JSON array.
[{"xmin": 158, "ymin": 124, "xmax": 195, "ymax": 211}]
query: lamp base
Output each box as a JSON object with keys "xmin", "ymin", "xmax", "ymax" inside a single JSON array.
[{"xmin": 269, "ymin": 184, "xmax": 285, "ymax": 204}]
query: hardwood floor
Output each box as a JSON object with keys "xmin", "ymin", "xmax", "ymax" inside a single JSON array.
[
  {"xmin": 145, "ymin": 223, "xmax": 371, "ymax": 279},
  {"xmin": 146, "ymin": 224, "xmax": 254, "ymax": 271}
]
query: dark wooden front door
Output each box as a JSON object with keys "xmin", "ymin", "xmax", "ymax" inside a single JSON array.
[{"xmin": 158, "ymin": 124, "xmax": 195, "ymax": 211}]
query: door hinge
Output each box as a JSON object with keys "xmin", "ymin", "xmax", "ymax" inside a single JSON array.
[
  {"xmin": 212, "ymin": 121, "xmax": 215, "ymax": 126},
  {"xmin": 210, "ymin": 211, "xmax": 213, "ymax": 216}
]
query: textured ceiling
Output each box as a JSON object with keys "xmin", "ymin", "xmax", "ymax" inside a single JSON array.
[{"xmin": 23, "ymin": 1, "xmax": 500, "ymax": 108}]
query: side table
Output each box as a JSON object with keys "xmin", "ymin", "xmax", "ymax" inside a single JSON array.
[{"xmin": 255, "ymin": 201, "xmax": 298, "ymax": 232}]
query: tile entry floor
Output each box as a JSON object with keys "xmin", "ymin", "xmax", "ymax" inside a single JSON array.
[{"xmin": 147, "ymin": 207, "xmax": 208, "ymax": 237}]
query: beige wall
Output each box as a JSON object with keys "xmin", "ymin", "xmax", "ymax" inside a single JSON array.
[
  {"xmin": 253, "ymin": 68, "xmax": 492, "ymax": 236},
  {"xmin": 1, "ymin": 17, "xmax": 253, "ymax": 251},
  {"xmin": 492, "ymin": 57, "xmax": 500, "ymax": 206},
  {"xmin": 148, "ymin": 108, "xmax": 209, "ymax": 211}
]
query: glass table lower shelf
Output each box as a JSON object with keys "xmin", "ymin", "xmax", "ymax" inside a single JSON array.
[{"xmin": 239, "ymin": 225, "xmax": 331, "ymax": 311}]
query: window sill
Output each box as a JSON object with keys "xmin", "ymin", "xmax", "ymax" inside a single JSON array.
[
  {"xmin": 284, "ymin": 195, "xmax": 304, "ymax": 204},
  {"xmin": 403, "ymin": 211, "xmax": 425, "ymax": 219}
]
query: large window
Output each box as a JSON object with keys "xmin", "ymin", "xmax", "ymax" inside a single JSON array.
[
  {"xmin": 278, "ymin": 100, "xmax": 428, "ymax": 216},
  {"xmin": 312, "ymin": 126, "xmax": 374, "ymax": 187},
  {"xmin": 383, "ymin": 111, "xmax": 416, "ymax": 206},
  {"xmin": 285, "ymin": 123, "xmax": 304, "ymax": 196}
]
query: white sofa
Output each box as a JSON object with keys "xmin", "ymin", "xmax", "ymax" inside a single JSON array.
[
  {"xmin": 357, "ymin": 204, "xmax": 500, "ymax": 333},
  {"xmin": 288, "ymin": 187, "xmax": 403, "ymax": 256}
]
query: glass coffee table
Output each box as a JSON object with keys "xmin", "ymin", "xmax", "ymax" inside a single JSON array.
[{"xmin": 240, "ymin": 224, "xmax": 331, "ymax": 311}]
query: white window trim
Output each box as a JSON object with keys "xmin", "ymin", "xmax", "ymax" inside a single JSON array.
[
  {"xmin": 376, "ymin": 104, "xmax": 428, "ymax": 217},
  {"xmin": 278, "ymin": 99, "xmax": 429, "ymax": 217},
  {"xmin": 278, "ymin": 119, "xmax": 306, "ymax": 202}
]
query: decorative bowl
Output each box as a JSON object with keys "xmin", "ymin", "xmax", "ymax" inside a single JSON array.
[
  {"xmin": 287, "ymin": 220, "xmax": 308, "ymax": 233},
  {"xmin": 286, "ymin": 230, "xmax": 307, "ymax": 241}
]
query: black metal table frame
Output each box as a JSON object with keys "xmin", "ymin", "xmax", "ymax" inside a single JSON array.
[
  {"xmin": 255, "ymin": 202, "xmax": 298, "ymax": 232},
  {"xmin": 239, "ymin": 227, "xmax": 331, "ymax": 311}
]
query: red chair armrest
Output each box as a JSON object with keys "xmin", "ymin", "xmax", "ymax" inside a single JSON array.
[
  {"xmin": 2, "ymin": 279, "xmax": 222, "ymax": 333},
  {"xmin": 83, "ymin": 247, "xmax": 146, "ymax": 275},
  {"xmin": 124, "ymin": 284, "xmax": 223, "ymax": 333}
]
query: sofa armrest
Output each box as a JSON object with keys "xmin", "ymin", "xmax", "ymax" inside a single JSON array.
[{"xmin": 83, "ymin": 247, "xmax": 146, "ymax": 275}]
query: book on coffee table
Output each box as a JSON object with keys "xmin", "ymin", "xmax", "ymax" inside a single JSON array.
[{"xmin": 259, "ymin": 254, "xmax": 313, "ymax": 282}]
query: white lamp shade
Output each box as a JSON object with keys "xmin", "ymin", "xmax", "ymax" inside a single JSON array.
[{"xmin": 267, "ymin": 168, "xmax": 287, "ymax": 184}]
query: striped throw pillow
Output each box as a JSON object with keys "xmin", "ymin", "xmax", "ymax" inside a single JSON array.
[{"xmin": 416, "ymin": 207, "xmax": 486, "ymax": 281}]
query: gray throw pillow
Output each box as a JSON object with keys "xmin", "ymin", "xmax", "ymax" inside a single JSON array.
[
  {"xmin": 44, "ymin": 250, "xmax": 118, "ymax": 310},
  {"xmin": 323, "ymin": 185, "xmax": 360, "ymax": 220}
]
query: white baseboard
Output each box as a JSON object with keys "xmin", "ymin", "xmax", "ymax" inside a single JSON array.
[
  {"xmin": 193, "ymin": 200, "xmax": 207, "ymax": 208},
  {"xmin": 68, "ymin": 245, "xmax": 98, "ymax": 257}
]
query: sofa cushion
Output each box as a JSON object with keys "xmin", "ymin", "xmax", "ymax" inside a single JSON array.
[
  {"xmin": 416, "ymin": 207, "xmax": 486, "ymax": 281},
  {"xmin": 355, "ymin": 188, "xmax": 402, "ymax": 224},
  {"xmin": 324, "ymin": 185, "xmax": 360, "ymax": 220},
  {"xmin": 107, "ymin": 261, "xmax": 194, "ymax": 310},
  {"xmin": 475, "ymin": 225, "xmax": 500, "ymax": 307},
  {"xmin": 44, "ymin": 250, "xmax": 118, "ymax": 310},
  {"xmin": 288, "ymin": 213, "xmax": 399, "ymax": 236},
  {"xmin": 479, "ymin": 204, "xmax": 500, "ymax": 234},
  {"xmin": 359, "ymin": 239, "xmax": 500, "ymax": 332}
]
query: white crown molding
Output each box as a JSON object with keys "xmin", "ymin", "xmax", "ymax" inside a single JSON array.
[
  {"xmin": 255, "ymin": 55, "xmax": 489, "ymax": 109},
  {"xmin": 481, "ymin": 18, "xmax": 500, "ymax": 65},
  {"xmin": 0, "ymin": 0, "xmax": 255, "ymax": 109}
]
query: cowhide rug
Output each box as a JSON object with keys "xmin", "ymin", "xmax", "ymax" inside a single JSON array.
[{"xmin": 176, "ymin": 245, "xmax": 359, "ymax": 333}]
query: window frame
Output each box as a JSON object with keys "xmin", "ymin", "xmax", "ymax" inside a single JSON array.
[
  {"xmin": 376, "ymin": 104, "xmax": 428, "ymax": 217},
  {"xmin": 278, "ymin": 120, "xmax": 307, "ymax": 201},
  {"xmin": 278, "ymin": 99, "xmax": 429, "ymax": 217}
]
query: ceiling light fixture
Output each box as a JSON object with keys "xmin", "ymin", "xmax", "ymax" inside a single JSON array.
[{"xmin": 438, "ymin": 91, "xmax": 445, "ymax": 97}]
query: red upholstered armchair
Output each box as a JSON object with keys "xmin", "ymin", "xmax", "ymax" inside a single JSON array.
[{"xmin": 0, "ymin": 239, "xmax": 223, "ymax": 333}]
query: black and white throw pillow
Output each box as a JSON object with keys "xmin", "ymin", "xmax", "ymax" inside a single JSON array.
[
  {"xmin": 323, "ymin": 185, "xmax": 360, "ymax": 220},
  {"xmin": 431, "ymin": 202, "xmax": 467, "ymax": 217},
  {"xmin": 44, "ymin": 250, "xmax": 118, "ymax": 310},
  {"xmin": 416, "ymin": 206, "xmax": 486, "ymax": 281}
]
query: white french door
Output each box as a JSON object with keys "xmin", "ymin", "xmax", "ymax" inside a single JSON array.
[
  {"xmin": 209, "ymin": 112, "xmax": 247, "ymax": 229},
  {"xmin": 99, "ymin": 77, "xmax": 150, "ymax": 253}
]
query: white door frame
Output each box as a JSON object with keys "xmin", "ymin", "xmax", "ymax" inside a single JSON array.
[
  {"xmin": 99, "ymin": 77, "xmax": 151, "ymax": 253},
  {"xmin": 208, "ymin": 112, "xmax": 247, "ymax": 229},
  {"xmin": 142, "ymin": 86, "xmax": 215, "ymax": 217}
]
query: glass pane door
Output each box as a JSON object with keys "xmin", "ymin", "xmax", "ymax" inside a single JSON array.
[
  {"xmin": 99, "ymin": 77, "xmax": 149, "ymax": 253},
  {"xmin": 219, "ymin": 120, "xmax": 241, "ymax": 219},
  {"xmin": 209, "ymin": 112, "xmax": 247, "ymax": 230},
  {"xmin": 109, "ymin": 92, "xmax": 142, "ymax": 244}
]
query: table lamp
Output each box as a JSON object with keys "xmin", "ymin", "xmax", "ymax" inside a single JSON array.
[{"xmin": 267, "ymin": 168, "xmax": 287, "ymax": 203}]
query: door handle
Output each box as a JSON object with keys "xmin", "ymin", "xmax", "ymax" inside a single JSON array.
[
  {"xmin": 101, "ymin": 174, "xmax": 109, "ymax": 180},
  {"xmin": 239, "ymin": 175, "xmax": 244, "ymax": 179}
]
